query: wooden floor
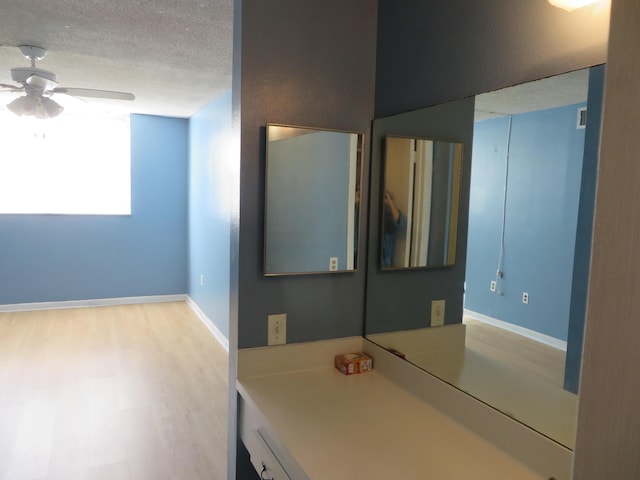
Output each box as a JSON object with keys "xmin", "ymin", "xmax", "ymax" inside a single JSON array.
[
  {"xmin": 463, "ymin": 317, "xmax": 566, "ymax": 388},
  {"xmin": 460, "ymin": 316, "xmax": 577, "ymax": 448},
  {"xmin": 0, "ymin": 301, "xmax": 228, "ymax": 480}
]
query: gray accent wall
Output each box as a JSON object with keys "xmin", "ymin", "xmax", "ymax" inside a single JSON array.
[
  {"xmin": 233, "ymin": 0, "xmax": 378, "ymax": 349},
  {"xmin": 375, "ymin": 0, "xmax": 609, "ymax": 117},
  {"xmin": 230, "ymin": 3, "xmax": 377, "ymax": 475}
]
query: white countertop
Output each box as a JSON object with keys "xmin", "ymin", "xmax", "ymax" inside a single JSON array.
[{"xmin": 237, "ymin": 362, "xmax": 544, "ymax": 479}]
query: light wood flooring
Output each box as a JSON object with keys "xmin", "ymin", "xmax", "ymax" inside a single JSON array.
[
  {"xmin": 394, "ymin": 317, "xmax": 578, "ymax": 448},
  {"xmin": 463, "ymin": 317, "xmax": 566, "ymax": 388},
  {"xmin": 0, "ymin": 301, "xmax": 228, "ymax": 480},
  {"xmin": 455, "ymin": 317, "xmax": 577, "ymax": 448}
]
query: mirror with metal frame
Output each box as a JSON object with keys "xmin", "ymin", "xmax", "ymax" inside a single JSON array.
[
  {"xmin": 381, "ymin": 137, "xmax": 463, "ymax": 269},
  {"xmin": 264, "ymin": 124, "xmax": 364, "ymax": 275}
]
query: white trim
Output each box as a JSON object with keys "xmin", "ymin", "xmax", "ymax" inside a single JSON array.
[
  {"xmin": 0, "ymin": 294, "xmax": 187, "ymax": 313},
  {"xmin": 186, "ymin": 296, "xmax": 229, "ymax": 352},
  {"xmin": 464, "ymin": 309, "xmax": 567, "ymax": 351},
  {"xmin": 345, "ymin": 133, "xmax": 357, "ymax": 270}
]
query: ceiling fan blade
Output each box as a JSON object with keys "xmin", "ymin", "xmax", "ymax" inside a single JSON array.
[
  {"xmin": 26, "ymin": 74, "xmax": 58, "ymax": 91},
  {"xmin": 0, "ymin": 83, "xmax": 23, "ymax": 92},
  {"xmin": 53, "ymin": 87, "xmax": 135, "ymax": 101}
]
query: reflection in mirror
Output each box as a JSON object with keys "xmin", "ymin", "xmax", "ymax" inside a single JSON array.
[
  {"xmin": 366, "ymin": 65, "xmax": 606, "ymax": 450},
  {"xmin": 382, "ymin": 137, "xmax": 463, "ymax": 269},
  {"xmin": 264, "ymin": 124, "xmax": 363, "ymax": 275}
]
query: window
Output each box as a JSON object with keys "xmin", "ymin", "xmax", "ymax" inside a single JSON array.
[{"xmin": 0, "ymin": 109, "xmax": 131, "ymax": 215}]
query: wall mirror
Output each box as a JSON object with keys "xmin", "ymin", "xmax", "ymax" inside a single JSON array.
[
  {"xmin": 381, "ymin": 137, "xmax": 463, "ymax": 269},
  {"xmin": 264, "ymin": 124, "xmax": 364, "ymax": 275},
  {"xmin": 365, "ymin": 65, "xmax": 605, "ymax": 450}
]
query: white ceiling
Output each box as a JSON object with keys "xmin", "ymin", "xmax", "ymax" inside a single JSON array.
[
  {"xmin": 0, "ymin": 3, "xmax": 591, "ymax": 121},
  {"xmin": 475, "ymin": 68, "xmax": 590, "ymax": 121},
  {"xmin": 0, "ymin": 0, "xmax": 233, "ymax": 118}
]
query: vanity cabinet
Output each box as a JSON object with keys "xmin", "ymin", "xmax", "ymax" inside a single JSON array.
[{"xmin": 236, "ymin": 337, "xmax": 563, "ymax": 480}]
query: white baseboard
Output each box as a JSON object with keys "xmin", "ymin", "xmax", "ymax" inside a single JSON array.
[
  {"xmin": 0, "ymin": 294, "xmax": 187, "ymax": 313},
  {"xmin": 0, "ymin": 293, "xmax": 230, "ymax": 353},
  {"xmin": 463, "ymin": 309, "xmax": 567, "ymax": 351},
  {"xmin": 186, "ymin": 296, "xmax": 229, "ymax": 352}
]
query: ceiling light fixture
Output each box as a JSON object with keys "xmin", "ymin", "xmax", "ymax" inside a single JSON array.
[
  {"xmin": 7, "ymin": 94, "xmax": 64, "ymax": 119},
  {"xmin": 548, "ymin": 0, "xmax": 600, "ymax": 11}
]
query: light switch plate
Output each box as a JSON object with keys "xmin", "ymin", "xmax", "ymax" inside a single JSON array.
[
  {"xmin": 267, "ymin": 314, "xmax": 287, "ymax": 345},
  {"xmin": 431, "ymin": 300, "xmax": 445, "ymax": 327}
]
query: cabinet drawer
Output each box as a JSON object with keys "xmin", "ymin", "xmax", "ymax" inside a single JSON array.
[
  {"xmin": 239, "ymin": 396, "xmax": 293, "ymax": 480},
  {"xmin": 247, "ymin": 428, "xmax": 291, "ymax": 480}
]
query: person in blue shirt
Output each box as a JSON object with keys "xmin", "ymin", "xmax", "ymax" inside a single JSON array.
[{"xmin": 382, "ymin": 190, "xmax": 407, "ymax": 267}]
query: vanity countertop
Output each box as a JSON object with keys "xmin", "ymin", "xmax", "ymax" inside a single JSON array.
[{"xmin": 237, "ymin": 362, "xmax": 544, "ymax": 479}]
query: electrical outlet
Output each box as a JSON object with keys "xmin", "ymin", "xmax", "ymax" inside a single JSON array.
[
  {"xmin": 522, "ymin": 292, "xmax": 529, "ymax": 304},
  {"xmin": 329, "ymin": 256, "xmax": 338, "ymax": 271},
  {"xmin": 490, "ymin": 280, "xmax": 496, "ymax": 292},
  {"xmin": 267, "ymin": 314, "xmax": 287, "ymax": 345},
  {"xmin": 431, "ymin": 300, "xmax": 445, "ymax": 327}
]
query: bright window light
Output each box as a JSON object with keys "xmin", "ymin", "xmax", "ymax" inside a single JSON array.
[{"xmin": 0, "ymin": 107, "xmax": 131, "ymax": 215}]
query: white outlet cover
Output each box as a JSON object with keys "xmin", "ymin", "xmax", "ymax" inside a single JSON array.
[
  {"xmin": 268, "ymin": 313, "xmax": 287, "ymax": 345},
  {"xmin": 430, "ymin": 300, "xmax": 445, "ymax": 327},
  {"xmin": 329, "ymin": 256, "xmax": 338, "ymax": 271}
]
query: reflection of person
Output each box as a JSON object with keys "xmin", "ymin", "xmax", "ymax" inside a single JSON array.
[
  {"xmin": 354, "ymin": 187, "xmax": 360, "ymax": 265},
  {"xmin": 382, "ymin": 191, "xmax": 407, "ymax": 267}
]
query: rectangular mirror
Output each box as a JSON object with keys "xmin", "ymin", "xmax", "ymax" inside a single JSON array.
[
  {"xmin": 382, "ymin": 137, "xmax": 463, "ymax": 269},
  {"xmin": 365, "ymin": 65, "xmax": 606, "ymax": 450},
  {"xmin": 264, "ymin": 124, "xmax": 364, "ymax": 275}
]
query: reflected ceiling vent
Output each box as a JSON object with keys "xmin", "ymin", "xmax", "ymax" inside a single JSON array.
[{"xmin": 577, "ymin": 107, "xmax": 587, "ymax": 129}]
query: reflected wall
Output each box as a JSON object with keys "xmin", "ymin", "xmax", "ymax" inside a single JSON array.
[
  {"xmin": 264, "ymin": 125, "xmax": 362, "ymax": 275},
  {"xmin": 366, "ymin": 98, "xmax": 474, "ymax": 334}
]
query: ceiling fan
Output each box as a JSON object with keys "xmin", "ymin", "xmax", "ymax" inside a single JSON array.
[{"xmin": 0, "ymin": 45, "xmax": 135, "ymax": 119}]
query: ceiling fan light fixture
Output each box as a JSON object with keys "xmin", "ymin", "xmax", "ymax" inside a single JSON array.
[
  {"xmin": 548, "ymin": 0, "xmax": 599, "ymax": 11},
  {"xmin": 7, "ymin": 95, "xmax": 63, "ymax": 119},
  {"xmin": 7, "ymin": 95, "xmax": 35, "ymax": 116},
  {"xmin": 40, "ymin": 97, "xmax": 64, "ymax": 119},
  {"xmin": 2, "ymin": 45, "xmax": 135, "ymax": 118}
]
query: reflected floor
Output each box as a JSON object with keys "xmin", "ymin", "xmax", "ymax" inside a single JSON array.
[{"xmin": 405, "ymin": 318, "xmax": 578, "ymax": 449}]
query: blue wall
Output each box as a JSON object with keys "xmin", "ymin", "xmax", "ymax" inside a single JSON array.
[
  {"xmin": 188, "ymin": 90, "xmax": 232, "ymax": 339},
  {"xmin": 565, "ymin": 65, "xmax": 605, "ymax": 393},
  {"xmin": 0, "ymin": 115, "xmax": 189, "ymax": 304},
  {"xmin": 465, "ymin": 104, "xmax": 587, "ymax": 341}
]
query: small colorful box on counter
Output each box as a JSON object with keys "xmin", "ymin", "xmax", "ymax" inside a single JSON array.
[{"xmin": 334, "ymin": 352, "xmax": 373, "ymax": 375}]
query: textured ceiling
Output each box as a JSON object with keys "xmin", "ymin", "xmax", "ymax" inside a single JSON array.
[
  {"xmin": 0, "ymin": 0, "xmax": 233, "ymax": 118},
  {"xmin": 475, "ymin": 68, "xmax": 590, "ymax": 121},
  {"xmin": 0, "ymin": 3, "xmax": 590, "ymax": 120}
]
